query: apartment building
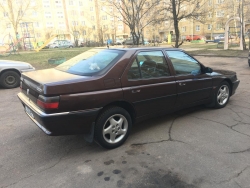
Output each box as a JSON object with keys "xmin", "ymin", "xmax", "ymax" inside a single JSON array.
[
  {"xmin": 0, "ymin": 0, "xmax": 129, "ymax": 44},
  {"xmin": 178, "ymin": 0, "xmax": 250, "ymax": 40}
]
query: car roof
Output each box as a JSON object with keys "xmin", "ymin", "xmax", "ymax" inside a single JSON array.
[{"xmin": 103, "ymin": 47, "xmax": 184, "ymax": 52}]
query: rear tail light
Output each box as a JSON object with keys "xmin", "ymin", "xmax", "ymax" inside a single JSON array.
[{"xmin": 37, "ymin": 95, "xmax": 59, "ymax": 110}]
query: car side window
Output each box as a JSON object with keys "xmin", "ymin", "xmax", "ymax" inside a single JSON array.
[
  {"xmin": 127, "ymin": 59, "xmax": 141, "ymax": 80},
  {"xmin": 127, "ymin": 51, "xmax": 170, "ymax": 80},
  {"xmin": 166, "ymin": 51, "xmax": 201, "ymax": 76}
]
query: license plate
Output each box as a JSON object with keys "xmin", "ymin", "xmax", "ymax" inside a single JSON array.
[{"xmin": 25, "ymin": 106, "xmax": 34, "ymax": 119}]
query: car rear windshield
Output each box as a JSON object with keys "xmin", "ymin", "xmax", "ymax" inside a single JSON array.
[{"xmin": 55, "ymin": 49, "xmax": 125, "ymax": 76}]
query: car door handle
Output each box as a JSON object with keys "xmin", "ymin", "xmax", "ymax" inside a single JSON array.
[
  {"xmin": 132, "ymin": 89, "xmax": 140, "ymax": 93},
  {"xmin": 179, "ymin": 83, "xmax": 186, "ymax": 86}
]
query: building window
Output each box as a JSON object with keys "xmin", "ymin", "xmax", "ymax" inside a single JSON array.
[
  {"xmin": 82, "ymin": 30, "xmax": 86, "ymax": 35},
  {"xmin": 208, "ymin": 24, "xmax": 212, "ymax": 30},
  {"xmin": 55, "ymin": 0, "xmax": 62, "ymax": 7},
  {"xmin": 118, "ymin": 24, "xmax": 123, "ymax": 30},
  {"xmin": 43, "ymin": 0, "xmax": 50, "ymax": 7},
  {"xmin": 217, "ymin": 0, "xmax": 224, "ymax": 4},
  {"xmin": 36, "ymin": 33, "xmax": 41, "ymax": 38},
  {"xmin": 216, "ymin": 23, "xmax": 223, "ymax": 30},
  {"xmin": 45, "ymin": 12, "xmax": 52, "ymax": 18},
  {"xmin": 79, "ymin": 1, "xmax": 83, "ymax": 6},
  {"xmin": 181, "ymin": 26, "xmax": 186, "ymax": 32},
  {"xmin": 34, "ymin": 22, "xmax": 39, "ymax": 27},
  {"xmin": 69, "ymin": 0, "xmax": 73, "ymax": 5},
  {"xmin": 102, "ymin": 15, "xmax": 107, "ymax": 20},
  {"xmin": 72, "ymin": 21, "xmax": 78, "ymax": 26},
  {"xmin": 196, "ymin": 25, "xmax": 200, "ymax": 31},
  {"xmin": 6, "ymin": 23, "xmax": 11, "ymax": 29},
  {"xmin": 32, "ymin": 11, "xmax": 37, "ymax": 16},
  {"xmin": 91, "ymin": 16, "xmax": 94, "ymax": 20},
  {"xmin": 3, "ymin": 12, "xmax": 8, "ymax": 17},
  {"xmin": 31, "ymin": 0, "xmax": 36, "ymax": 6},
  {"xmin": 208, "ymin": 12, "xmax": 212, "ymax": 18},
  {"xmin": 90, "ymin": 7, "xmax": 93, "ymax": 11},
  {"xmin": 80, "ymin": 11, "xmax": 84, "ymax": 16},
  {"xmin": 208, "ymin": 0, "xmax": 212, "ymax": 6},
  {"xmin": 216, "ymin": 11, "xmax": 224, "ymax": 17},
  {"xmin": 71, "ymin": 10, "xmax": 77, "ymax": 16},
  {"xmin": 18, "ymin": 10, "xmax": 24, "ymax": 16},
  {"xmin": 59, "ymin": 22, "xmax": 66, "ymax": 29},
  {"xmin": 57, "ymin": 12, "xmax": 63, "ymax": 18},
  {"xmin": 92, "ymin": 25, "xmax": 95, "ymax": 30},
  {"xmin": 46, "ymin": 22, "xmax": 53, "ymax": 28},
  {"xmin": 81, "ymin": 21, "xmax": 85, "ymax": 25}
]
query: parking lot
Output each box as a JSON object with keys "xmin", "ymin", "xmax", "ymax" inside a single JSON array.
[{"xmin": 0, "ymin": 56, "xmax": 250, "ymax": 188}]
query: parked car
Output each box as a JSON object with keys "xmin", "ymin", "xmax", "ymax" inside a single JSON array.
[
  {"xmin": 79, "ymin": 41, "xmax": 85, "ymax": 47},
  {"xmin": 0, "ymin": 60, "xmax": 35, "ymax": 88},
  {"xmin": 186, "ymin": 35, "xmax": 206, "ymax": 42},
  {"xmin": 17, "ymin": 48, "xmax": 240, "ymax": 149},
  {"xmin": 214, "ymin": 34, "xmax": 225, "ymax": 41},
  {"xmin": 214, "ymin": 34, "xmax": 236, "ymax": 42},
  {"xmin": 115, "ymin": 39, "xmax": 124, "ymax": 45},
  {"xmin": 124, "ymin": 38, "xmax": 150, "ymax": 45},
  {"xmin": 49, "ymin": 40, "xmax": 74, "ymax": 48}
]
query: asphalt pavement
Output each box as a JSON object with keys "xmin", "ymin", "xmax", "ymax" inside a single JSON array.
[{"xmin": 0, "ymin": 56, "xmax": 250, "ymax": 188}]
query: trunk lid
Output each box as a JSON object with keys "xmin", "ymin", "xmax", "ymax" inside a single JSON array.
[{"xmin": 21, "ymin": 69, "xmax": 96, "ymax": 103}]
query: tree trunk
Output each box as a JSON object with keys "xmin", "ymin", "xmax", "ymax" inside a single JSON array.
[{"xmin": 171, "ymin": 0, "xmax": 180, "ymax": 48}]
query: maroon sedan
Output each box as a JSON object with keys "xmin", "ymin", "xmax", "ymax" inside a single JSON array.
[{"xmin": 18, "ymin": 48, "xmax": 240, "ymax": 149}]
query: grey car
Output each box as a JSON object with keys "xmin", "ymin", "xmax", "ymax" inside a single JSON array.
[
  {"xmin": 0, "ymin": 60, "xmax": 35, "ymax": 89},
  {"xmin": 49, "ymin": 40, "xmax": 74, "ymax": 48}
]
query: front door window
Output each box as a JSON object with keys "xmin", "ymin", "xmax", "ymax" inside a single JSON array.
[{"xmin": 166, "ymin": 51, "xmax": 201, "ymax": 76}]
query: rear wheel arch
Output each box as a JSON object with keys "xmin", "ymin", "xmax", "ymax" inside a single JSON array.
[{"xmin": 97, "ymin": 101, "xmax": 136, "ymax": 124}]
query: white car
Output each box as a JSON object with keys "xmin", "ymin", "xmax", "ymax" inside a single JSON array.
[
  {"xmin": 49, "ymin": 40, "xmax": 74, "ymax": 48},
  {"xmin": 0, "ymin": 60, "xmax": 35, "ymax": 89}
]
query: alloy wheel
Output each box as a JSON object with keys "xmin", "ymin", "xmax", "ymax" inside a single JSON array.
[
  {"xmin": 217, "ymin": 85, "xmax": 229, "ymax": 105},
  {"xmin": 102, "ymin": 114, "xmax": 128, "ymax": 144}
]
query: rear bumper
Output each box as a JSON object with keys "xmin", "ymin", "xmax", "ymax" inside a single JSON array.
[
  {"xmin": 17, "ymin": 92, "xmax": 101, "ymax": 136},
  {"xmin": 231, "ymin": 80, "xmax": 240, "ymax": 96}
]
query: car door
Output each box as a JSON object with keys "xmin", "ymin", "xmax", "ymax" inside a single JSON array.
[
  {"xmin": 165, "ymin": 50, "xmax": 212, "ymax": 108},
  {"xmin": 121, "ymin": 50, "xmax": 177, "ymax": 118}
]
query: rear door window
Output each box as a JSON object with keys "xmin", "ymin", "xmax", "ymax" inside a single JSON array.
[{"xmin": 127, "ymin": 51, "xmax": 170, "ymax": 80}]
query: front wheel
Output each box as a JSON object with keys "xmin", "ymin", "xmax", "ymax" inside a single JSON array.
[
  {"xmin": 214, "ymin": 81, "xmax": 231, "ymax": 108},
  {"xmin": 94, "ymin": 107, "xmax": 132, "ymax": 149}
]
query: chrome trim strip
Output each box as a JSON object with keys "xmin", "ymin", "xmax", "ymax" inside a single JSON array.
[
  {"xmin": 18, "ymin": 92, "xmax": 69, "ymax": 117},
  {"xmin": 17, "ymin": 92, "xmax": 102, "ymax": 117},
  {"xmin": 26, "ymin": 112, "xmax": 52, "ymax": 135}
]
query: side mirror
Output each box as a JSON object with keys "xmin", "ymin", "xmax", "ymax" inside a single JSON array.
[{"xmin": 204, "ymin": 67, "xmax": 213, "ymax": 73}]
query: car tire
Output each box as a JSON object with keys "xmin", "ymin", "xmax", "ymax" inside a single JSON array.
[
  {"xmin": 94, "ymin": 106, "xmax": 132, "ymax": 149},
  {"xmin": 186, "ymin": 40, "xmax": 190, "ymax": 42},
  {"xmin": 69, "ymin": 46, "xmax": 73, "ymax": 48},
  {"xmin": 213, "ymin": 81, "xmax": 231, "ymax": 109},
  {"xmin": 0, "ymin": 71, "xmax": 20, "ymax": 89}
]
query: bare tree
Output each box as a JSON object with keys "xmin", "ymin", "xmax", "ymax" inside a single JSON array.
[
  {"xmin": 69, "ymin": 24, "xmax": 80, "ymax": 47},
  {"xmin": 167, "ymin": 0, "xmax": 210, "ymax": 48},
  {"xmin": 0, "ymin": 0, "xmax": 38, "ymax": 37},
  {"xmin": 104, "ymin": 0, "xmax": 162, "ymax": 45},
  {"xmin": 45, "ymin": 29, "xmax": 54, "ymax": 40}
]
